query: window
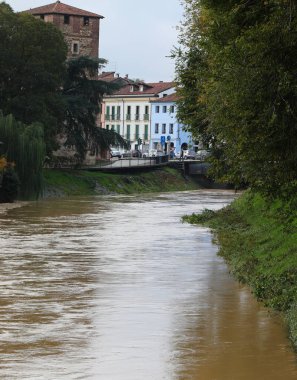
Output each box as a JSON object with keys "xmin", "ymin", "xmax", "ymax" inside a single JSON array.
[
  {"xmin": 117, "ymin": 106, "xmax": 121, "ymax": 120},
  {"xmin": 135, "ymin": 125, "xmax": 139, "ymax": 139},
  {"xmin": 169, "ymin": 123, "xmax": 174, "ymax": 134},
  {"xmin": 72, "ymin": 42, "xmax": 79, "ymax": 55},
  {"xmin": 40, "ymin": 15, "xmax": 44, "ymax": 20},
  {"xmin": 155, "ymin": 123, "xmax": 159, "ymax": 134},
  {"xmin": 83, "ymin": 16, "xmax": 89, "ymax": 26},
  {"xmin": 126, "ymin": 125, "xmax": 130, "ymax": 140},
  {"xmin": 155, "ymin": 106, "xmax": 160, "ymax": 113},
  {"xmin": 135, "ymin": 106, "xmax": 140, "ymax": 120},
  {"xmin": 64, "ymin": 15, "xmax": 70, "ymax": 24},
  {"xmin": 170, "ymin": 105, "xmax": 175, "ymax": 113},
  {"xmin": 162, "ymin": 124, "xmax": 166, "ymax": 134},
  {"xmin": 144, "ymin": 125, "xmax": 149, "ymax": 140},
  {"xmin": 126, "ymin": 105, "xmax": 131, "ymax": 120},
  {"xmin": 111, "ymin": 125, "xmax": 115, "ymax": 131},
  {"xmin": 106, "ymin": 125, "xmax": 110, "ymax": 130},
  {"xmin": 162, "ymin": 106, "xmax": 167, "ymax": 113},
  {"xmin": 111, "ymin": 106, "xmax": 115, "ymax": 120},
  {"xmin": 144, "ymin": 105, "xmax": 149, "ymax": 120},
  {"xmin": 117, "ymin": 125, "xmax": 120, "ymax": 134}
]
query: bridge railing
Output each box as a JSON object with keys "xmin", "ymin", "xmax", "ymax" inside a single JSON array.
[{"xmin": 93, "ymin": 155, "xmax": 169, "ymax": 169}]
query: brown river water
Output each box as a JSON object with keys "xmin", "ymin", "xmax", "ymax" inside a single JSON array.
[{"xmin": 0, "ymin": 190, "xmax": 296, "ymax": 380}]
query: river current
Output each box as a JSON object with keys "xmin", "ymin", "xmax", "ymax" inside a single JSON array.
[{"xmin": 0, "ymin": 190, "xmax": 296, "ymax": 379}]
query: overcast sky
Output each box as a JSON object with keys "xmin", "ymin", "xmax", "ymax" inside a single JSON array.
[{"xmin": 6, "ymin": 0, "xmax": 184, "ymax": 82}]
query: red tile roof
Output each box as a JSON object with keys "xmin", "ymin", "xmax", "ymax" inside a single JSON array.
[
  {"xmin": 24, "ymin": 1, "xmax": 103, "ymax": 18},
  {"xmin": 151, "ymin": 93, "xmax": 179, "ymax": 102},
  {"xmin": 98, "ymin": 72, "xmax": 117, "ymax": 82},
  {"xmin": 109, "ymin": 81, "xmax": 175, "ymax": 97}
]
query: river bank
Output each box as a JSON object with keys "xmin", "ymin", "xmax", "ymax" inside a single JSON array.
[
  {"xmin": 183, "ymin": 190, "xmax": 297, "ymax": 351},
  {"xmin": 42, "ymin": 167, "xmax": 201, "ymax": 198}
]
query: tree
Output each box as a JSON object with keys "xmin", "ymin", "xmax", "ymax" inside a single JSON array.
[
  {"xmin": 61, "ymin": 56, "xmax": 128, "ymax": 161},
  {"xmin": 0, "ymin": 2, "xmax": 67, "ymax": 153},
  {"xmin": 0, "ymin": 113, "xmax": 45, "ymax": 199},
  {"xmin": 175, "ymin": 0, "xmax": 297, "ymax": 196},
  {"xmin": 0, "ymin": 3, "xmax": 127, "ymax": 163}
]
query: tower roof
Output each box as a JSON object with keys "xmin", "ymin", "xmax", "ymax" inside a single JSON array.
[{"xmin": 24, "ymin": 1, "xmax": 103, "ymax": 19}]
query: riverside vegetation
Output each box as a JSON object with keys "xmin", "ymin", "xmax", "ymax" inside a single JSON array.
[
  {"xmin": 176, "ymin": 1, "xmax": 297, "ymax": 352},
  {"xmin": 43, "ymin": 167, "xmax": 200, "ymax": 198},
  {"xmin": 183, "ymin": 191, "xmax": 297, "ymax": 351}
]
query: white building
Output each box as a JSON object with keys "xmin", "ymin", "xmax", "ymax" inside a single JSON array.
[{"xmin": 100, "ymin": 76, "xmax": 175, "ymax": 151}]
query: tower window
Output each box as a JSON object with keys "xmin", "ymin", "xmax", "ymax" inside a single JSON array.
[{"xmin": 72, "ymin": 42, "xmax": 79, "ymax": 54}]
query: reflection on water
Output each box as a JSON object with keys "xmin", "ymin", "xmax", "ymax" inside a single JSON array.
[{"xmin": 0, "ymin": 190, "xmax": 296, "ymax": 379}]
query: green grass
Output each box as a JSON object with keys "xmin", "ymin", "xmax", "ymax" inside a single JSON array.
[
  {"xmin": 42, "ymin": 167, "xmax": 200, "ymax": 197},
  {"xmin": 184, "ymin": 190, "xmax": 297, "ymax": 351}
]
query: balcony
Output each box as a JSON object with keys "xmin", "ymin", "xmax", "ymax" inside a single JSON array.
[
  {"xmin": 126, "ymin": 114, "xmax": 131, "ymax": 121},
  {"xmin": 135, "ymin": 114, "xmax": 140, "ymax": 121},
  {"xmin": 105, "ymin": 114, "xmax": 110, "ymax": 121},
  {"xmin": 143, "ymin": 114, "xmax": 149, "ymax": 121}
]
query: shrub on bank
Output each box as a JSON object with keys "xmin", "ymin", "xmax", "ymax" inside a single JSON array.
[
  {"xmin": 0, "ymin": 167, "xmax": 20, "ymax": 203},
  {"xmin": 184, "ymin": 190, "xmax": 297, "ymax": 350}
]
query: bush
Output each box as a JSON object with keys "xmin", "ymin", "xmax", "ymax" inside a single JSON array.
[{"xmin": 0, "ymin": 167, "xmax": 20, "ymax": 203}]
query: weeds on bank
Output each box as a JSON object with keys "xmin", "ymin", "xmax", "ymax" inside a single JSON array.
[{"xmin": 183, "ymin": 191, "xmax": 297, "ymax": 350}]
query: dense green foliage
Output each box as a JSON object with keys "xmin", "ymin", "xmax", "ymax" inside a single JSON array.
[
  {"xmin": 183, "ymin": 191, "xmax": 297, "ymax": 349},
  {"xmin": 0, "ymin": 2, "xmax": 67, "ymax": 153},
  {"xmin": 0, "ymin": 2, "xmax": 128, "ymax": 198},
  {"xmin": 175, "ymin": 0, "xmax": 297, "ymax": 196},
  {"xmin": 0, "ymin": 3, "xmax": 126, "ymax": 158},
  {"xmin": 62, "ymin": 57, "xmax": 128, "ymax": 160},
  {"xmin": 0, "ymin": 114, "xmax": 45, "ymax": 199},
  {"xmin": 0, "ymin": 167, "xmax": 20, "ymax": 202}
]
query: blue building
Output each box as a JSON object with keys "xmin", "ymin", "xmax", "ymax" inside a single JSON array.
[{"xmin": 150, "ymin": 93, "xmax": 193, "ymax": 156}]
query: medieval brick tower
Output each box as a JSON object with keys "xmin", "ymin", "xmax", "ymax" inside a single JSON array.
[{"xmin": 24, "ymin": 1, "xmax": 103, "ymax": 59}]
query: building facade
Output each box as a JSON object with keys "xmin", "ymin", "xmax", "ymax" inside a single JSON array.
[
  {"xmin": 150, "ymin": 93, "xmax": 192, "ymax": 155},
  {"xmin": 24, "ymin": 1, "xmax": 103, "ymax": 58},
  {"xmin": 100, "ymin": 79, "xmax": 175, "ymax": 151}
]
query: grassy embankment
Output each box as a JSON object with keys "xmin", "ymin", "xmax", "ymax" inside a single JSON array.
[
  {"xmin": 42, "ymin": 167, "xmax": 200, "ymax": 198},
  {"xmin": 183, "ymin": 191, "xmax": 297, "ymax": 350}
]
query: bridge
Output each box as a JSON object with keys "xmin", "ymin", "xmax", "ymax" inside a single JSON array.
[{"xmin": 84, "ymin": 156, "xmax": 169, "ymax": 173}]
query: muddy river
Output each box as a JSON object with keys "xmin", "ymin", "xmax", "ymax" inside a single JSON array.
[{"xmin": 0, "ymin": 190, "xmax": 296, "ymax": 379}]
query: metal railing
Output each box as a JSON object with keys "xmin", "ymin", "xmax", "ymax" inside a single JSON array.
[{"xmin": 93, "ymin": 155, "xmax": 169, "ymax": 169}]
